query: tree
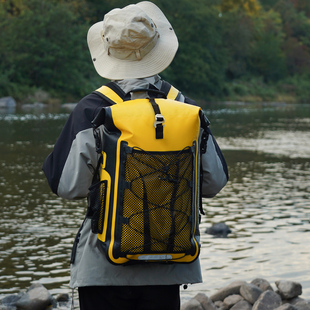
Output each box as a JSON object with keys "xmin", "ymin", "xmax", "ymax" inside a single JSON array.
[
  {"xmin": 291, "ymin": 0, "xmax": 310, "ymax": 18},
  {"xmin": 156, "ymin": 0, "xmax": 228, "ymax": 99},
  {"xmin": 274, "ymin": 0, "xmax": 310, "ymax": 75},
  {"xmin": 0, "ymin": 0, "xmax": 25, "ymax": 16},
  {"xmin": 0, "ymin": 0, "xmax": 99, "ymax": 101},
  {"xmin": 247, "ymin": 10, "xmax": 287, "ymax": 81},
  {"xmin": 222, "ymin": 12, "xmax": 254, "ymax": 79},
  {"xmin": 220, "ymin": 0, "xmax": 261, "ymax": 15}
]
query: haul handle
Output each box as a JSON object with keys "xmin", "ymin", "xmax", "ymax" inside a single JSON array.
[{"xmin": 125, "ymin": 88, "xmax": 167, "ymax": 99}]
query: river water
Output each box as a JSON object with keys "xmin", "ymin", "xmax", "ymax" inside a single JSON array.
[{"xmin": 0, "ymin": 103, "xmax": 309, "ymax": 305}]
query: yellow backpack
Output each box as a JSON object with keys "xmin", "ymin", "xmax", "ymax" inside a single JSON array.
[{"xmin": 88, "ymin": 82, "xmax": 209, "ymax": 265}]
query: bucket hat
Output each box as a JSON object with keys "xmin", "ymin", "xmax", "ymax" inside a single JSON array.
[{"xmin": 87, "ymin": 1, "xmax": 178, "ymax": 80}]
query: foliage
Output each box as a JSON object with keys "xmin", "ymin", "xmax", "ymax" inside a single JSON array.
[
  {"xmin": 1, "ymin": 0, "xmax": 310, "ymax": 103},
  {"xmin": 248, "ymin": 10, "xmax": 287, "ymax": 81},
  {"xmin": 278, "ymin": 74, "xmax": 310, "ymax": 102},
  {"xmin": 220, "ymin": 0, "xmax": 261, "ymax": 15},
  {"xmin": 160, "ymin": 0, "xmax": 228, "ymax": 98},
  {"xmin": 0, "ymin": 0, "xmax": 102, "ymax": 101}
]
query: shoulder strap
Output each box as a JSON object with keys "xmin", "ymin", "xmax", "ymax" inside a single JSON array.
[
  {"xmin": 160, "ymin": 81, "xmax": 182, "ymax": 101},
  {"xmin": 93, "ymin": 82, "xmax": 125, "ymax": 105}
]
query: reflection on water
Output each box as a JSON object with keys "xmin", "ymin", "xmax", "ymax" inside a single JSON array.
[{"xmin": 0, "ymin": 104, "xmax": 309, "ymax": 304}]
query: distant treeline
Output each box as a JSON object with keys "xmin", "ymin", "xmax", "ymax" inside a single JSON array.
[{"xmin": 1, "ymin": 0, "xmax": 310, "ymax": 103}]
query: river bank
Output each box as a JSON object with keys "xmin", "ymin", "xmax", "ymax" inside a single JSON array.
[
  {"xmin": 1, "ymin": 278, "xmax": 309, "ymax": 310},
  {"xmin": 1, "ymin": 85, "xmax": 309, "ymax": 115}
]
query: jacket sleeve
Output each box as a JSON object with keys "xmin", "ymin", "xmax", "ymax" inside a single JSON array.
[
  {"xmin": 183, "ymin": 93, "xmax": 228, "ymax": 197},
  {"xmin": 201, "ymin": 127, "xmax": 229, "ymax": 198},
  {"xmin": 42, "ymin": 94, "xmax": 104, "ymax": 200}
]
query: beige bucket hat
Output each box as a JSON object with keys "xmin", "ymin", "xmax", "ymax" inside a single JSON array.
[{"xmin": 87, "ymin": 1, "xmax": 178, "ymax": 80}]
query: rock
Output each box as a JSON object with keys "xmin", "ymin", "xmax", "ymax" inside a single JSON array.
[
  {"xmin": 276, "ymin": 281, "xmax": 302, "ymax": 299},
  {"xmin": 181, "ymin": 298, "xmax": 204, "ymax": 310},
  {"xmin": 62, "ymin": 103, "xmax": 77, "ymax": 111},
  {"xmin": 56, "ymin": 293, "xmax": 69, "ymax": 302},
  {"xmin": 240, "ymin": 283, "xmax": 263, "ymax": 304},
  {"xmin": 294, "ymin": 300, "xmax": 310, "ymax": 310},
  {"xmin": 223, "ymin": 294, "xmax": 243, "ymax": 307},
  {"xmin": 15, "ymin": 283, "xmax": 53, "ymax": 310},
  {"xmin": 230, "ymin": 300, "xmax": 252, "ymax": 310},
  {"xmin": 252, "ymin": 290, "xmax": 282, "ymax": 310},
  {"xmin": 205, "ymin": 223, "xmax": 231, "ymax": 237},
  {"xmin": 0, "ymin": 97, "xmax": 16, "ymax": 108},
  {"xmin": 210, "ymin": 280, "xmax": 247, "ymax": 302},
  {"xmin": 283, "ymin": 297, "xmax": 305, "ymax": 305},
  {"xmin": 0, "ymin": 293, "xmax": 23, "ymax": 308},
  {"xmin": 251, "ymin": 278, "xmax": 274, "ymax": 291},
  {"xmin": 194, "ymin": 293, "xmax": 217, "ymax": 310},
  {"xmin": 275, "ymin": 304, "xmax": 297, "ymax": 310},
  {"xmin": 21, "ymin": 102, "xmax": 47, "ymax": 110},
  {"xmin": 214, "ymin": 300, "xmax": 225, "ymax": 309}
]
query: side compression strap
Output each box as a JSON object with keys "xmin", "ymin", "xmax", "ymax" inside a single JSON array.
[{"xmin": 150, "ymin": 98, "xmax": 165, "ymax": 140}]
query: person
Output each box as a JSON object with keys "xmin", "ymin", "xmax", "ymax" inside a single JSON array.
[{"xmin": 42, "ymin": 2, "xmax": 229, "ymax": 309}]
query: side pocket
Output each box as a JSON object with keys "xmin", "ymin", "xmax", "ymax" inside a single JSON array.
[{"xmin": 88, "ymin": 180, "xmax": 107, "ymax": 234}]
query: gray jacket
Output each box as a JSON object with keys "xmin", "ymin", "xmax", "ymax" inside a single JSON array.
[{"xmin": 42, "ymin": 75, "xmax": 228, "ymax": 288}]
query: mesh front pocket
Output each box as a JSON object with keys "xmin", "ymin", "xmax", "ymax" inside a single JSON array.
[
  {"xmin": 119, "ymin": 147, "xmax": 194, "ymax": 257},
  {"xmin": 88, "ymin": 180, "xmax": 107, "ymax": 234}
]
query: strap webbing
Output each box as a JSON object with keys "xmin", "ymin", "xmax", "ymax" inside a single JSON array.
[
  {"xmin": 161, "ymin": 81, "xmax": 181, "ymax": 100},
  {"xmin": 94, "ymin": 85, "xmax": 123, "ymax": 105},
  {"xmin": 150, "ymin": 98, "xmax": 164, "ymax": 139}
]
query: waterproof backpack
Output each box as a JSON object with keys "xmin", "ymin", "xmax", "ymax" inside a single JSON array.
[{"xmin": 88, "ymin": 81, "xmax": 209, "ymax": 265}]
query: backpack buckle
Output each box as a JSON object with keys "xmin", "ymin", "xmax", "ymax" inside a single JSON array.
[{"xmin": 154, "ymin": 114, "xmax": 165, "ymax": 128}]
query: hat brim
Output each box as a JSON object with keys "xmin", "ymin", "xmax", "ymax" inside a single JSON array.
[{"xmin": 87, "ymin": 1, "xmax": 178, "ymax": 80}]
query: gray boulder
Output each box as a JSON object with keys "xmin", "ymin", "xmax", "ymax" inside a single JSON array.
[
  {"xmin": 205, "ymin": 223, "xmax": 231, "ymax": 237},
  {"xmin": 223, "ymin": 294, "xmax": 244, "ymax": 307},
  {"xmin": 0, "ymin": 97, "xmax": 16, "ymax": 108},
  {"xmin": 194, "ymin": 293, "xmax": 217, "ymax": 310},
  {"xmin": 276, "ymin": 281, "xmax": 302, "ymax": 299},
  {"xmin": 181, "ymin": 293, "xmax": 217, "ymax": 310},
  {"xmin": 214, "ymin": 300, "xmax": 227, "ymax": 310},
  {"xmin": 210, "ymin": 280, "xmax": 247, "ymax": 302},
  {"xmin": 275, "ymin": 304, "xmax": 297, "ymax": 310},
  {"xmin": 252, "ymin": 290, "xmax": 282, "ymax": 310},
  {"xmin": 287, "ymin": 297, "xmax": 307, "ymax": 306},
  {"xmin": 240, "ymin": 283, "xmax": 263, "ymax": 304},
  {"xmin": 294, "ymin": 300, "xmax": 310, "ymax": 310},
  {"xmin": 15, "ymin": 283, "xmax": 53, "ymax": 310},
  {"xmin": 56, "ymin": 293, "xmax": 69, "ymax": 302},
  {"xmin": 181, "ymin": 298, "xmax": 204, "ymax": 310},
  {"xmin": 251, "ymin": 278, "xmax": 274, "ymax": 291},
  {"xmin": 230, "ymin": 300, "xmax": 253, "ymax": 310},
  {"xmin": 0, "ymin": 293, "xmax": 23, "ymax": 309}
]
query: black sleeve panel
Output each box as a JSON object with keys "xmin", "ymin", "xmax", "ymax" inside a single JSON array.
[{"xmin": 42, "ymin": 93, "xmax": 110, "ymax": 195}]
